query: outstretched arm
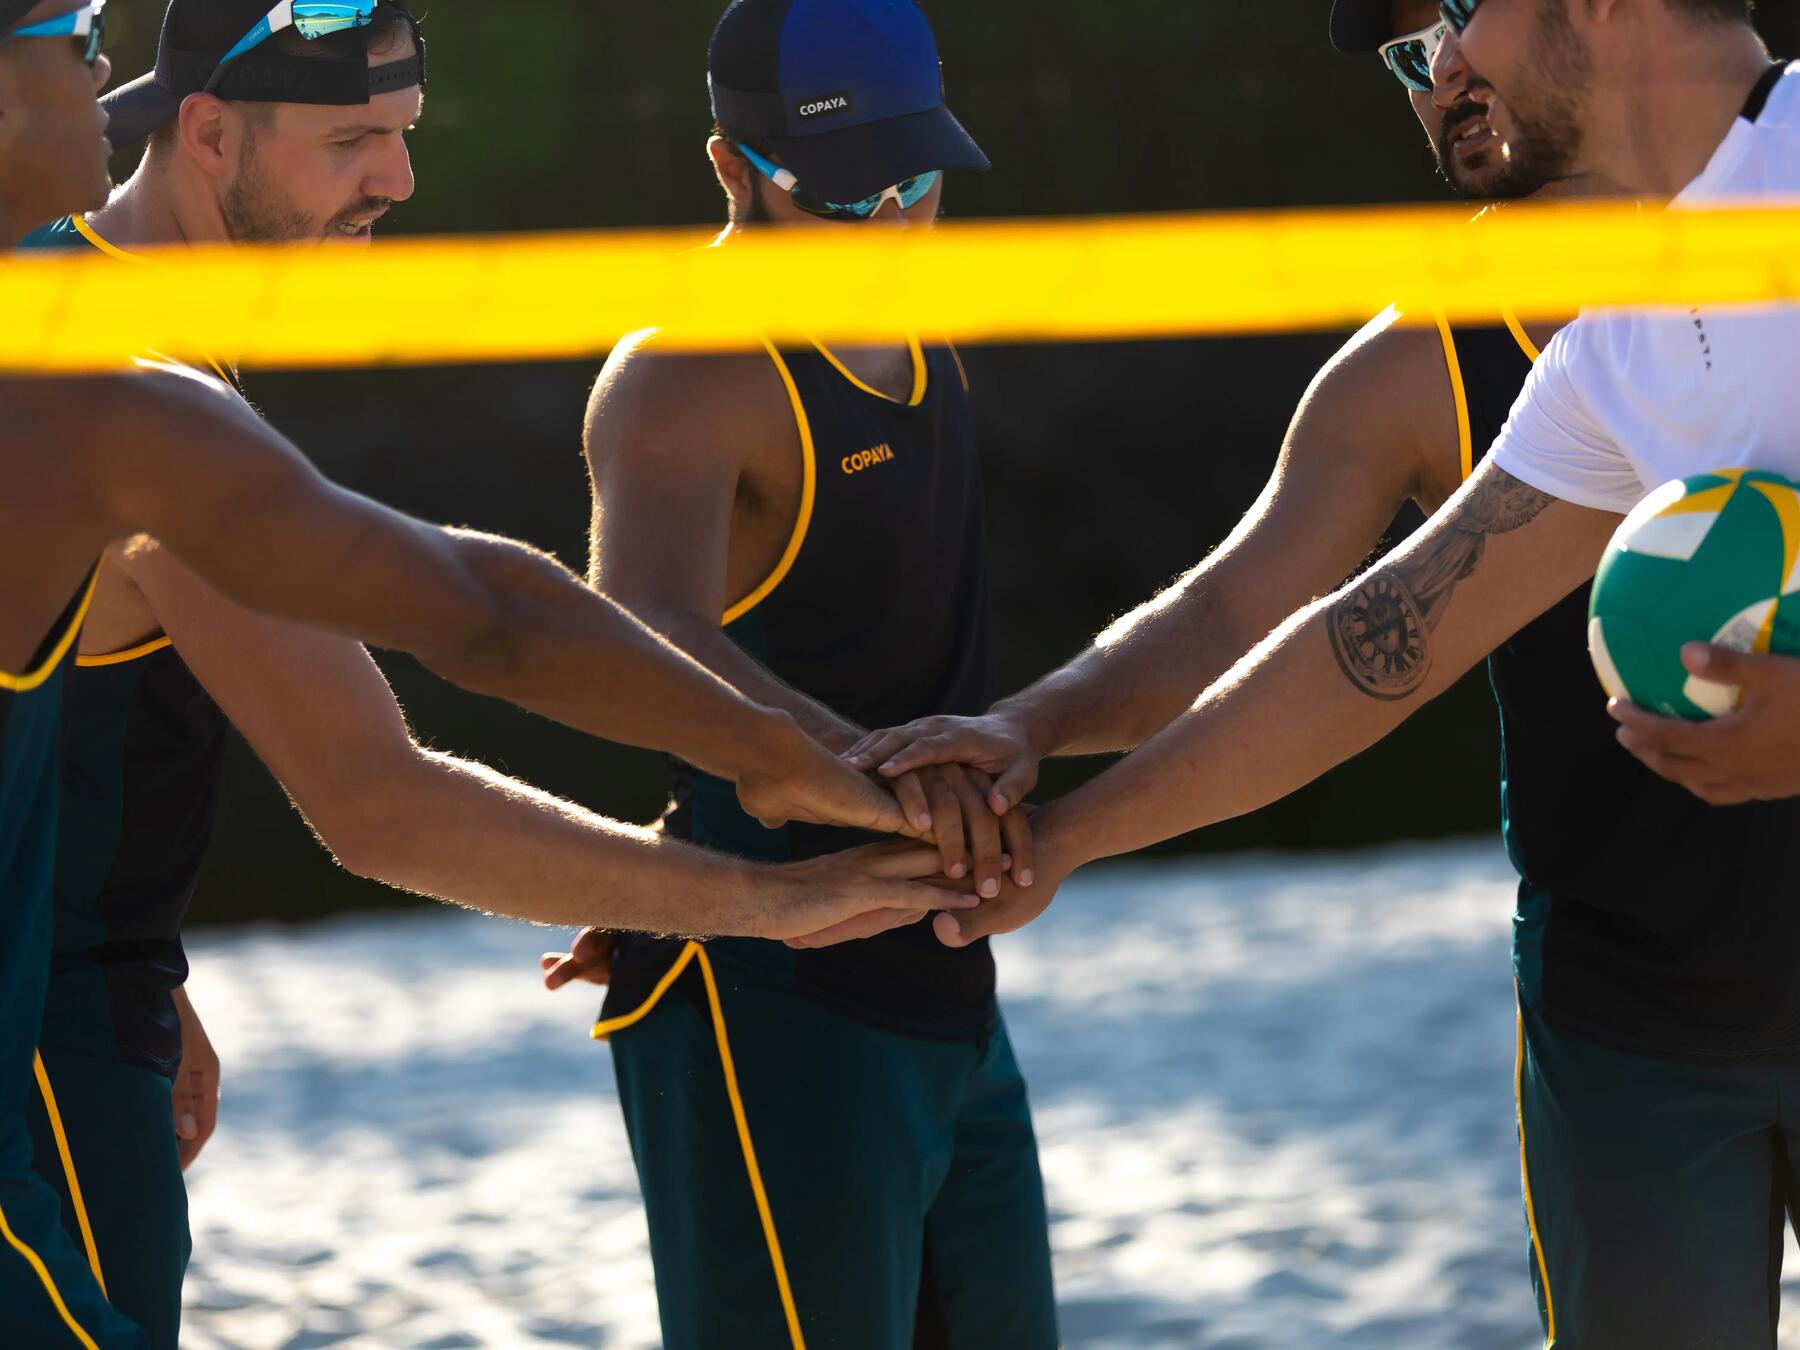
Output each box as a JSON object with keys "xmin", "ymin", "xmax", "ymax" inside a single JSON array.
[
  {"xmin": 123, "ymin": 539, "xmax": 955, "ymax": 938},
  {"xmin": 846, "ymin": 313, "xmax": 1461, "ymax": 812},
  {"xmin": 923, "ymin": 461, "xmax": 1619, "ymax": 947},
  {"xmin": 67, "ymin": 366, "xmax": 904, "ymax": 837}
]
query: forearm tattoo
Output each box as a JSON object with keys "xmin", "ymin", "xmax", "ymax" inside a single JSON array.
[{"xmin": 1327, "ymin": 469, "xmax": 1553, "ymax": 700}]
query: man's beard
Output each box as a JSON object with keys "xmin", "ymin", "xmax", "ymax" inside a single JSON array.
[
  {"xmin": 1497, "ymin": 0, "xmax": 1593, "ymax": 187},
  {"xmin": 1432, "ymin": 96, "xmax": 1551, "ymax": 199},
  {"xmin": 220, "ymin": 135, "xmax": 387, "ymax": 243}
]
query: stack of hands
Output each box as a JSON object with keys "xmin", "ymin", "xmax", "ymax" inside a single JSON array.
[
  {"xmin": 543, "ymin": 641, "xmax": 1800, "ymax": 992},
  {"xmin": 543, "ymin": 705, "xmax": 1064, "ymax": 991}
]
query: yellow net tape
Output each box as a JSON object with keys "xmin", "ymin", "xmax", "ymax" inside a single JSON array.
[{"xmin": 6, "ymin": 200, "xmax": 1798, "ymax": 371}]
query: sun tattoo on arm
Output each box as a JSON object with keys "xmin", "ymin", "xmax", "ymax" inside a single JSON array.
[{"xmin": 1327, "ymin": 468, "xmax": 1554, "ymax": 700}]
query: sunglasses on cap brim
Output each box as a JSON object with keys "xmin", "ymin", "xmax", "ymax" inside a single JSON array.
[
  {"xmin": 738, "ymin": 143, "xmax": 940, "ymax": 222},
  {"xmin": 0, "ymin": 0, "xmax": 106, "ymax": 65},
  {"xmin": 205, "ymin": 0, "xmax": 376, "ymax": 92}
]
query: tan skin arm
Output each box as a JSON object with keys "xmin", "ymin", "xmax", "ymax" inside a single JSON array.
[
  {"xmin": 846, "ymin": 311, "xmax": 1463, "ymax": 812},
  {"xmin": 124, "ymin": 540, "xmax": 963, "ymax": 938},
  {"xmin": 584, "ymin": 335, "xmax": 1028, "ymax": 898},
  {"xmin": 909, "ymin": 460, "xmax": 1620, "ymax": 949},
  {"xmin": 37, "ymin": 366, "xmax": 911, "ymax": 841}
]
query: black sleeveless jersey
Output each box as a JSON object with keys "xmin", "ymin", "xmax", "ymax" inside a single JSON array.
[
  {"xmin": 0, "ymin": 568, "xmax": 97, "ymax": 1118},
  {"xmin": 45, "ymin": 641, "xmax": 228, "ymax": 1077},
  {"xmin": 603, "ymin": 337, "xmax": 999, "ymax": 1042},
  {"xmin": 21, "ymin": 215, "xmax": 237, "ymax": 1077},
  {"xmin": 1445, "ymin": 314, "xmax": 1800, "ymax": 1060}
]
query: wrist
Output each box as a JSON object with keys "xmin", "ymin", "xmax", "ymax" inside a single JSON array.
[
  {"xmin": 992, "ymin": 693, "xmax": 1060, "ymax": 762},
  {"xmin": 708, "ymin": 857, "xmax": 770, "ymax": 938},
  {"xmin": 728, "ymin": 705, "xmax": 804, "ymax": 783},
  {"xmin": 1029, "ymin": 798, "xmax": 1096, "ymax": 882}
]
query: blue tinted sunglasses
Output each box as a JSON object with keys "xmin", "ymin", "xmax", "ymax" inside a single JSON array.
[
  {"xmin": 2, "ymin": 0, "xmax": 106, "ymax": 65},
  {"xmin": 1379, "ymin": 21, "xmax": 1446, "ymax": 92},
  {"xmin": 1439, "ymin": 0, "xmax": 1481, "ymax": 34},
  {"xmin": 738, "ymin": 143, "xmax": 940, "ymax": 222},
  {"xmin": 206, "ymin": 0, "xmax": 375, "ymax": 91}
]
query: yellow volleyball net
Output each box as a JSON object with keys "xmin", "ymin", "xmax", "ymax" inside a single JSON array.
[{"xmin": 5, "ymin": 200, "xmax": 1799, "ymax": 371}]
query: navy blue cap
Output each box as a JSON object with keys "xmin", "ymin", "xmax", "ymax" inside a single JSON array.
[
  {"xmin": 1330, "ymin": 0, "xmax": 1397, "ymax": 55},
  {"xmin": 102, "ymin": 0, "xmax": 424, "ymax": 149},
  {"xmin": 709, "ymin": 0, "xmax": 988, "ymax": 204},
  {"xmin": 0, "ymin": 1, "xmax": 38, "ymax": 34}
]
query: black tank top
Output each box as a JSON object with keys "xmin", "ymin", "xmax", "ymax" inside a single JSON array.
[
  {"xmin": 1446, "ymin": 309, "xmax": 1800, "ymax": 1060},
  {"xmin": 603, "ymin": 337, "xmax": 999, "ymax": 1041},
  {"xmin": 45, "ymin": 641, "xmax": 228, "ymax": 1077},
  {"xmin": 0, "ymin": 567, "xmax": 97, "ymax": 1118},
  {"xmin": 19, "ymin": 217, "xmax": 238, "ymax": 1077}
]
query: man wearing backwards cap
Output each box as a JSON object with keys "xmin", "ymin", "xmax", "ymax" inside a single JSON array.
[
  {"xmin": 541, "ymin": 2, "xmax": 1058, "ymax": 1347},
  {"xmin": 0, "ymin": 4, "xmax": 971, "ymax": 1343}
]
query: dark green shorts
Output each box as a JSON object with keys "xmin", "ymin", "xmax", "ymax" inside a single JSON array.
[
  {"xmin": 0, "ymin": 1069, "xmax": 146, "ymax": 1347},
  {"xmin": 1517, "ymin": 991, "xmax": 1800, "ymax": 1348},
  {"xmin": 603, "ymin": 941, "xmax": 1059, "ymax": 1350},
  {"xmin": 25, "ymin": 1044, "xmax": 187, "ymax": 1349}
]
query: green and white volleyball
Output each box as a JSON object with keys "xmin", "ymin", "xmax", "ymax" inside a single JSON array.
[{"xmin": 1589, "ymin": 469, "xmax": 1800, "ymax": 720}]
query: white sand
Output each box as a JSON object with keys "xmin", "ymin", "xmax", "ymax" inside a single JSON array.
[{"xmin": 175, "ymin": 840, "xmax": 1800, "ymax": 1348}]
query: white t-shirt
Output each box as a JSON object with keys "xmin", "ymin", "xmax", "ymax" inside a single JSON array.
[{"xmin": 1491, "ymin": 64, "xmax": 1800, "ymax": 514}]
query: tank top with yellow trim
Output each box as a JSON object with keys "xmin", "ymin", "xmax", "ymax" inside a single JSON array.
[
  {"xmin": 0, "ymin": 567, "xmax": 98, "ymax": 1117},
  {"xmin": 1444, "ymin": 315, "xmax": 1800, "ymax": 1061},
  {"xmin": 21, "ymin": 216, "xmax": 236, "ymax": 1077},
  {"xmin": 604, "ymin": 337, "xmax": 999, "ymax": 1042}
]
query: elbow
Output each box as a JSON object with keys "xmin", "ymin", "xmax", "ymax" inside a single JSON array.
[
  {"xmin": 312, "ymin": 799, "xmax": 406, "ymax": 884},
  {"xmin": 301, "ymin": 756, "xmax": 422, "ymax": 886},
  {"xmin": 417, "ymin": 534, "xmax": 550, "ymax": 692}
]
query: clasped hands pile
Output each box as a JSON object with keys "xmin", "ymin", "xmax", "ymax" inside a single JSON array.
[{"xmin": 541, "ymin": 706, "xmax": 1069, "ymax": 992}]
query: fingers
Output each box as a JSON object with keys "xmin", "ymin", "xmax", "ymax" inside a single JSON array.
[
  {"xmin": 541, "ymin": 954, "xmax": 579, "ymax": 990},
  {"xmin": 1607, "ymin": 698, "xmax": 1715, "ymax": 756},
  {"xmin": 859, "ymin": 844, "xmax": 967, "ymax": 884},
  {"xmin": 931, "ymin": 873, "xmax": 1056, "ymax": 947},
  {"xmin": 786, "ymin": 908, "xmax": 929, "ymax": 949},
  {"xmin": 174, "ymin": 1102, "xmax": 200, "ymax": 1169},
  {"xmin": 541, "ymin": 951, "xmax": 612, "ymax": 990},
  {"xmin": 950, "ymin": 766, "xmax": 1006, "ymax": 898},
  {"xmin": 933, "ymin": 908, "xmax": 977, "ymax": 948},
  {"xmin": 996, "ymin": 801, "xmax": 1036, "ymax": 888},
  {"xmin": 991, "ymin": 758, "xmax": 1039, "ymax": 815},
  {"xmin": 173, "ymin": 1065, "xmax": 219, "ymax": 1170},
  {"xmin": 570, "ymin": 927, "xmax": 613, "ymax": 963},
  {"xmin": 847, "ymin": 769, "xmax": 913, "ymax": 837},
  {"xmin": 1681, "ymin": 642, "xmax": 1752, "ymax": 687},
  {"xmin": 844, "ymin": 728, "xmax": 914, "ymax": 772},
  {"xmin": 891, "ymin": 771, "xmax": 935, "ymax": 836},
  {"xmin": 919, "ymin": 769, "xmax": 970, "ymax": 880},
  {"xmin": 877, "ymin": 734, "xmax": 972, "ymax": 778}
]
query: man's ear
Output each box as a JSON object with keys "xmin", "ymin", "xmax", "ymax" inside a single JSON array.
[
  {"xmin": 175, "ymin": 92, "xmax": 242, "ymax": 178},
  {"xmin": 709, "ymin": 134, "xmax": 754, "ymax": 217}
]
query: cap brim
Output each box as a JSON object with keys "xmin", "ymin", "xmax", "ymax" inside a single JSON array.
[
  {"xmin": 100, "ymin": 71, "xmax": 183, "ymax": 149},
  {"xmin": 766, "ymin": 103, "xmax": 989, "ymax": 205},
  {"xmin": 1329, "ymin": 0, "xmax": 1394, "ymax": 54}
]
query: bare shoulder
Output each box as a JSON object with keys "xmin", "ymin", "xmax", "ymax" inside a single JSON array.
[
  {"xmin": 8, "ymin": 365, "xmax": 256, "ymax": 461},
  {"xmin": 584, "ymin": 328, "xmax": 793, "ymax": 471},
  {"xmin": 1288, "ymin": 306, "xmax": 1466, "ymax": 503}
]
